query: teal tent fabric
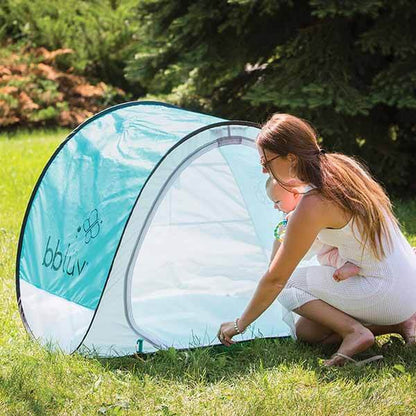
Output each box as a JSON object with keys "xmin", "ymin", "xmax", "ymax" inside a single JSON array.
[
  {"xmin": 16, "ymin": 101, "xmax": 291, "ymax": 356},
  {"xmin": 19, "ymin": 102, "xmax": 224, "ymax": 310}
]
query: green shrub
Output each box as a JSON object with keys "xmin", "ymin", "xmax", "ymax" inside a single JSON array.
[{"xmin": 0, "ymin": 0, "xmax": 141, "ymax": 93}]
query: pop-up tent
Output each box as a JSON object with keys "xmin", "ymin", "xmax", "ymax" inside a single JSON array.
[{"xmin": 16, "ymin": 101, "xmax": 293, "ymax": 357}]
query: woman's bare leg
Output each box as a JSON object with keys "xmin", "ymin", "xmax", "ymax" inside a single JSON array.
[
  {"xmin": 295, "ymin": 316, "xmax": 342, "ymax": 345},
  {"xmin": 295, "ymin": 310, "xmax": 416, "ymax": 349},
  {"xmin": 394, "ymin": 312, "xmax": 416, "ymax": 345},
  {"xmin": 294, "ymin": 300, "xmax": 374, "ymax": 366}
]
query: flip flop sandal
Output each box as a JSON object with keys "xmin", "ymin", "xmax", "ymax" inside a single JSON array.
[{"xmin": 327, "ymin": 352, "xmax": 384, "ymax": 367}]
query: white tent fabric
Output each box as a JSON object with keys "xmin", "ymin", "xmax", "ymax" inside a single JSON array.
[{"xmin": 16, "ymin": 101, "xmax": 301, "ymax": 357}]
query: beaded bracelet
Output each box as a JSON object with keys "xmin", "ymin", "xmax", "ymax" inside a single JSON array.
[{"xmin": 234, "ymin": 318, "xmax": 246, "ymax": 334}]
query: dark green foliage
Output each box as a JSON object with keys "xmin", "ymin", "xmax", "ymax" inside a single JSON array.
[
  {"xmin": 0, "ymin": 0, "xmax": 142, "ymax": 94},
  {"xmin": 126, "ymin": 0, "xmax": 416, "ymax": 197},
  {"xmin": 1, "ymin": 0, "xmax": 415, "ymax": 195}
]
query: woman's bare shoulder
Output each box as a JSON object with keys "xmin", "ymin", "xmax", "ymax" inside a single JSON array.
[{"xmin": 296, "ymin": 191, "xmax": 351, "ymax": 229}]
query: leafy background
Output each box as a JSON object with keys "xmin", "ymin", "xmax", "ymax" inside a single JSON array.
[{"xmin": 1, "ymin": 0, "xmax": 415, "ymax": 193}]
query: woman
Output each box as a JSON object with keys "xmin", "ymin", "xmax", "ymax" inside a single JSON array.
[{"xmin": 217, "ymin": 113, "xmax": 416, "ymax": 366}]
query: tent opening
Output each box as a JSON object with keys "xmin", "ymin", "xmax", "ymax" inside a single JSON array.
[{"xmin": 129, "ymin": 143, "xmax": 285, "ymax": 349}]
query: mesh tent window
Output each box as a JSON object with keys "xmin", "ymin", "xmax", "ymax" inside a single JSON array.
[{"xmin": 16, "ymin": 101, "xmax": 294, "ymax": 356}]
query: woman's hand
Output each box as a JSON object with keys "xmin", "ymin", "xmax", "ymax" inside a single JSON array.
[{"xmin": 217, "ymin": 321, "xmax": 238, "ymax": 346}]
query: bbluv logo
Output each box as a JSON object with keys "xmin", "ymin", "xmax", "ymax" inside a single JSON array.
[
  {"xmin": 78, "ymin": 208, "xmax": 102, "ymax": 244},
  {"xmin": 41, "ymin": 209, "xmax": 103, "ymax": 277},
  {"xmin": 42, "ymin": 237, "xmax": 88, "ymax": 277}
]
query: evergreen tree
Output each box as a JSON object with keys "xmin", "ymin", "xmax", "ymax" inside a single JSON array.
[{"xmin": 126, "ymin": 0, "xmax": 416, "ymax": 196}]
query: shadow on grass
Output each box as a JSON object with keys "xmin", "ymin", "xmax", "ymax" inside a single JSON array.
[
  {"xmin": 0, "ymin": 374, "xmax": 49, "ymax": 416},
  {"xmin": 93, "ymin": 335, "xmax": 416, "ymax": 385},
  {"xmin": 1, "ymin": 335, "xmax": 414, "ymax": 415}
]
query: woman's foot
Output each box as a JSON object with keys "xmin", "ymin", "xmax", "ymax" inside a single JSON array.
[
  {"xmin": 398, "ymin": 312, "xmax": 416, "ymax": 346},
  {"xmin": 333, "ymin": 262, "xmax": 361, "ymax": 282},
  {"xmin": 323, "ymin": 327, "xmax": 375, "ymax": 366}
]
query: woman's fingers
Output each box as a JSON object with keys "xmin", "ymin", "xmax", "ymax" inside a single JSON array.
[
  {"xmin": 220, "ymin": 335, "xmax": 235, "ymax": 347},
  {"xmin": 217, "ymin": 331, "xmax": 234, "ymax": 346},
  {"xmin": 222, "ymin": 334, "xmax": 235, "ymax": 346},
  {"xmin": 217, "ymin": 322, "xmax": 237, "ymax": 346},
  {"xmin": 217, "ymin": 328, "xmax": 226, "ymax": 344}
]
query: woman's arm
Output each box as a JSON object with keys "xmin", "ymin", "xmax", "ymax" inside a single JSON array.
[
  {"xmin": 269, "ymin": 239, "xmax": 281, "ymax": 264},
  {"xmin": 238, "ymin": 195, "xmax": 328, "ymax": 330}
]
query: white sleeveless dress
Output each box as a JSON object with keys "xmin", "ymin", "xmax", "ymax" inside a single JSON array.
[{"xmin": 277, "ymin": 184, "xmax": 416, "ymax": 337}]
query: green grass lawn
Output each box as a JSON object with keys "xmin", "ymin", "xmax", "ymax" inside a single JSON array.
[{"xmin": 1, "ymin": 130, "xmax": 416, "ymax": 415}]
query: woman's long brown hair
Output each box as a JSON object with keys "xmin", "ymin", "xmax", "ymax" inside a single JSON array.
[{"xmin": 256, "ymin": 113, "xmax": 400, "ymax": 261}]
